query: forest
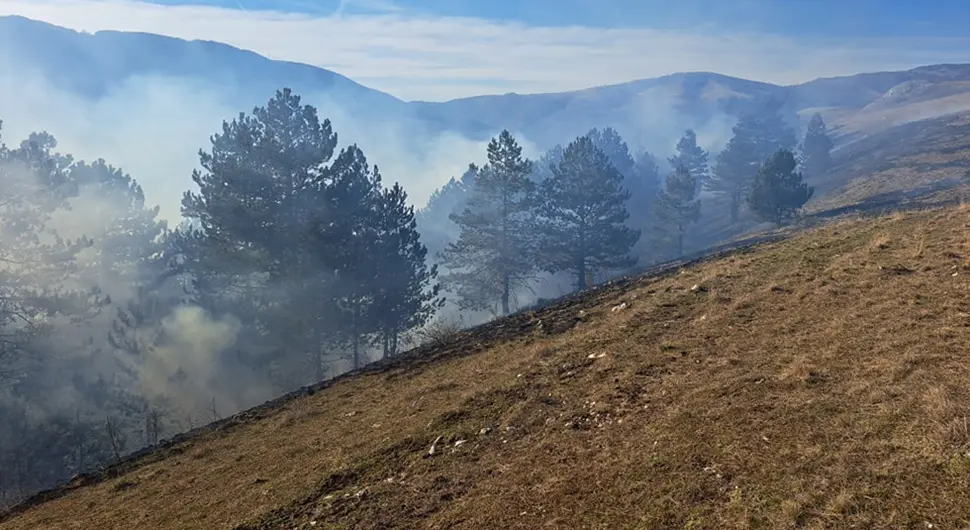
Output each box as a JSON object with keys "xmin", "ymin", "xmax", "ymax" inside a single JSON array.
[{"xmin": 0, "ymin": 88, "xmax": 831, "ymax": 504}]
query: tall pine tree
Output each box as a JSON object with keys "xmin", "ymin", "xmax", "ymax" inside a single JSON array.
[
  {"xmin": 586, "ymin": 127, "xmax": 636, "ymax": 178},
  {"xmin": 371, "ymin": 182, "xmax": 444, "ymax": 358},
  {"xmin": 439, "ymin": 130, "xmax": 535, "ymax": 316},
  {"xmin": 668, "ymin": 130, "xmax": 709, "ymax": 196},
  {"xmin": 179, "ymin": 88, "xmax": 340, "ymax": 385},
  {"xmin": 655, "ymin": 165, "xmax": 701, "ymax": 257},
  {"xmin": 747, "ymin": 148, "xmax": 814, "ymax": 226},
  {"xmin": 537, "ymin": 135, "xmax": 639, "ymax": 290},
  {"xmin": 706, "ymin": 98, "xmax": 797, "ymax": 223},
  {"xmin": 801, "ymin": 113, "xmax": 834, "ymax": 179}
]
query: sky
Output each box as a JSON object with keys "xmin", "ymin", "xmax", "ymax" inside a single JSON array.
[{"xmin": 0, "ymin": 0, "xmax": 967, "ymax": 101}]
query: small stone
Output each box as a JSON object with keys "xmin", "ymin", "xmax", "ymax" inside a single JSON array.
[{"xmin": 427, "ymin": 435, "xmax": 444, "ymax": 456}]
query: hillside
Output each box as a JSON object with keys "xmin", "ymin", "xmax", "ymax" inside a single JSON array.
[
  {"xmin": 5, "ymin": 197, "xmax": 970, "ymax": 528},
  {"xmin": 3, "ymin": 15, "xmax": 970, "ymax": 154},
  {"xmin": 809, "ymin": 111, "xmax": 970, "ymax": 209},
  {"xmin": 0, "ymin": 15, "xmax": 407, "ymax": 117}
]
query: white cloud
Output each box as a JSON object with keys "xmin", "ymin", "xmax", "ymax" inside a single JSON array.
[{"xmin": 0, "ymin": 0, "xmax": 967, "ymax": 102}]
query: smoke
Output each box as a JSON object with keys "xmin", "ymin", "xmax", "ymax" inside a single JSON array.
[
  {"xmin": 133, "ymin": 306, "xmax": 271, "ymax": 415},
  {"xmin": 0, "ymin": 47, "xmax": 519, "ymax": 430},
  {"xmin": 0, "ymin": 19, "xmax": 764, "ymax": 464},
  {"xmin": 303, "ymin": 92, "xmax": 541, "ymax": 208}
]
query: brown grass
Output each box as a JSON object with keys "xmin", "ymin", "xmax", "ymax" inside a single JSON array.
[
  {"xmin": 8, "ymin": 206, "xmax": 970, "ymax": 529},
  {"xmin": 808, "ymin": 111, "xmax": 970, "ymax": 213}
]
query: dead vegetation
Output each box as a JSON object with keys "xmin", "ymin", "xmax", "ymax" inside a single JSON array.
[
  {"xmin": 5, "ymin": 204, "xmax": 970, "ymax": 528},
  {"xmin": 809, "ymin": 111, "xmax": 970, "ymax": 212}
]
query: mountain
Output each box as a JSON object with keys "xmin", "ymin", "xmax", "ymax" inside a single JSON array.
[
  {"xmin": 3, "ymin": 15, "xmax": 970, "ymax": 154},
  {"xmin": 0, "ymin": 15, "xmax": 407, "ymax": 117}
]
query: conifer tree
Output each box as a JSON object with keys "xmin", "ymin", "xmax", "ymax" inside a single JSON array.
[
  {"xmin": 655, "ymin": 165, "xmax": 701, "ymax": 257},
  {"xmin": 371, "ymin": 182, "xmax": 444, "ymax": 357},
  {"xmin": 706, "ymin": 98, "xmax": 797, "ymax": 223},
  {"xmin": 801, "ymin": 112, "xmax": 834, "ymax": 179},
  {"xmin": 537, "ymin": 135, "xmax": 639, "ymax": 290},
  {"xmin": 747, "ymin": 148, "xmax": 814, "ymax": 226},
  {"xmin": 179, "ymin": 88, "xmax": 340, "ymax": 381},
  {"xmin": 531, "ymin": 145, "xmax": 562, "ymax": 184},
  {"xmin": 0, "ymin": 127, "xmax": 95, "ymax": 379},
  {"xmin": 439, "ymin": 130, "xmax": 535, "ymax": 316},
  {"xmin": 586, "ymin": 127, "xmax": 636, "ymax": 178},
  {"xmin": 630, "ymin": 149, "xmax": 662, "ymax": 225},
  {"xmin": 668, "ymin": 130, "xmax": 709, "ymax": 195},
  {"xmin": 320, "ymin": 145, "xmax": 384, "ymax": 368}
]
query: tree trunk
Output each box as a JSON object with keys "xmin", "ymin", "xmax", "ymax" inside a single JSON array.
[
  {"xmin": 730, "ymin": 190, "xmax": 741, "ymax": 223},
  {"xmin": 314, "ymin": 348, "xmax": 324, "ymax": 382},
  {"xmin": 577, "ymin": 256, "xmax": 587, "ymax": 290},
  {"xmin": 677, "ymin": 224, "xmax": 684, "ymax": 257},
  {"xmin": 501, "ymin": 274, "xmax": 510, "ymax": 315},
  {"xmin": 352, "ymin": 301, "xmax": 361, "ymax": 369}
]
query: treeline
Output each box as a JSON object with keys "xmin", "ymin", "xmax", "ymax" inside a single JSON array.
[
  {"xmin": 0, "ymin": 88, "xmax": 833, "ymax": 504},
  {"xmin": 421, "ymin": 100, "xmax": 834, "ymax": 317}
]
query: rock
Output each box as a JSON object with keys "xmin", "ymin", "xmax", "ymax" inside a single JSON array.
[{"xmin": 427, "ymin": 435, "xmax": 444, "ymax": 456}]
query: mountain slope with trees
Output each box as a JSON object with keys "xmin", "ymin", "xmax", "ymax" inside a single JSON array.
[
  {"xmin": 5, "ymin": 201, "xmax": 970, "ymax": 529},
  {"xmin": 0, "ymin": 14, "xmax": 969, "ymax": 517}
]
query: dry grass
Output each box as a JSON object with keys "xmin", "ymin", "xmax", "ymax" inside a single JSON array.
[
  {"xmin": 808, "ymin": 110, "xmax": 970, "ymax": 213},
  {"xmin": 8, "ymin": 207, "xmax": 970, "ymax": 529}
]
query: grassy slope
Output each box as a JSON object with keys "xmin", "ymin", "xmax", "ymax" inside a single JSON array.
[
  {"xmin": 3, "ymin": 110, "xmax": 970, "ymax": 530},
  {"xmin": 810, "ymin": 111, "xmax": 970, "ymax": 210},
  {"xmin": 6, "ymin": 204, "xmax": 970, "ymax": 529}
]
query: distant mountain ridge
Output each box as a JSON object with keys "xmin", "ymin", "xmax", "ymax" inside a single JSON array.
[{"xmin": 1, "ymin": 15, "xmax": 969, "ymax": 186}]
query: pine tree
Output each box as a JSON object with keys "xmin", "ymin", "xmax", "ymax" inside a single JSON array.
[
  {"xmin": 586, "ymin": 127, "xmax": 636, "ymax": 178},
  {"xmin": 439, "ymin": 130, "xmax": 536, "ymax": 316},
  {"xmin": 531, "ymin": 145, "xmax": 562, "ymax": 184},
  {"xmin": 0, "ymin": 127, "xmax": 96, "ymax": 381},
  {"xmin": 747, "ymin": 149, "xmax": 814, "ymax": 226},
  {"xmin": 320, "ymin": 145, "xmax": 384, "ymax": 368},
  {"xmin": 537, "ymin": 135, "xmax": 639, "ymax": 290},
  {"xmin": 801, "ymin": 113, "xmax": 834, "ymax": 179},
  {"xmin": 707, "ymin": 131, "xmax": 757, "ymax": 223},
  {"xmin": 655, "ymin": 165, "xmax": 701, "ymax": 257},
  {"xmin": 706, "ymin": 98, "xmax": 797, "ymax": 223},
  {"xmin": 743, "ymin": 97, "xmax": 798, "ymax": 161},
  {"xmin": 179, "ymin": 88, "xmax": 340, "ymax": 383},
  {"xmin": 371, "ymin": 182, "xmax": 444, "ymax": 358},
  {"xmin": 630, "ymin": 149, "xmax": 662, "ymax": 218},
  {"xmin": 668, "ymin": 130, "xmax": 709, "ymax": 196}
]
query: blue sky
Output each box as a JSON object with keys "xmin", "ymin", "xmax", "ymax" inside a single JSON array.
[
  {"xmin": 146, "ymin": 0, "xmax": 970, "ymax": 37},
  {"xmin": 0, "ymin": 0, "xmax": 967, "ymax": 100}
]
